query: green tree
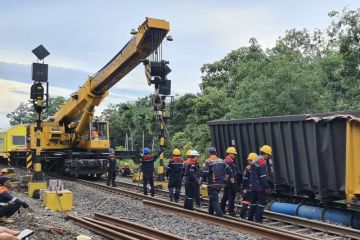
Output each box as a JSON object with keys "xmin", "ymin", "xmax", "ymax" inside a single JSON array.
[
  {"xmin": 101, "ymin": 96, "xmax": 154, "ymax": 149},
  {"xmin": 7, "ymin": 96, "xmax": 66, "ymax": 126},
  {"xmin": 6, "ymin": 102, "xmax": 34, "ymax": 125},
  {"xmin": 100, "ymin": 7, "xmax": 360, "ymax": 159},
  {"xmin": 45, "ymin": 96, "xmax": 66, "ymax": 117},
  {"xmin": 327, "ymin": 8, "xmax": 360, "ymax": 109}
]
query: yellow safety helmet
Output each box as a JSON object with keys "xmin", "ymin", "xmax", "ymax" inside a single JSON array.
[
  {"xmin": 124, "ymin": 163, "xmax": 129, "ymax": 167},
  {"xmin": 1, "ymin": 168, "xmax": 8, "ymax": 174},
  {"xmin": 173, "ymin": 148, "xmax": 181, "ymax": 156},
  {"xmin": 186, "ymin": 150, "xmax": 192, "ymax": 156},
  {"xmin": 260, "ymin": 145, "xmax": 272, "ymax": 156},
  {"xmin": 247, "ymin": 152, "xmax": 258, "ymax": 161},
  {"xmin": 226, "ymin": 147, "xmax": 237, "ymax": 155}
]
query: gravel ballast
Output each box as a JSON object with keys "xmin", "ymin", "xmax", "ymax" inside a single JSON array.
[{"xmin": 67, "ymin": 181, "xmax": 261, "ymax": 240}]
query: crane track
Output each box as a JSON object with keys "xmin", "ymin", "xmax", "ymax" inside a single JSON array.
[{"xmin": 69, "ymin": 178, "xmax": 360, "ymax": 240}]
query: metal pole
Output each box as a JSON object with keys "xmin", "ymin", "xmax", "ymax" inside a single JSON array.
[{"xmin": 142, "ymin": 130, "xmax": 145, "ymax": 151}]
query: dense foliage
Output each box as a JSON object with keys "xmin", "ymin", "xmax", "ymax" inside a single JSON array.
[{"xmin": 101, "ymin": 9, "xmax": 360, "ymax": 159}]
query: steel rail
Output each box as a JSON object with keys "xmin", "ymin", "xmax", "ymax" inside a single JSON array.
[
  {"xmin": 263, "ymin": 211, "xmax": 360, "ymax": 239},
  {"xmin": 142, "ymin": 199, "xmax": 317, "ymax": 240},
  {"xmin": 83, "ymin": 217, "xmax": 170, "ymax": 240},
  {"xmin": 67, "ymin": 213, "xmax": 139, "ymax": 240},
  {"xmin": 92, "ymin": 213, "xmax": 187, "ymax": 240},
  {"xmin": 116, "ymin": 179, "xmax": 360, "ymax": 239},
  {"xmin": 64, "ymin": 178, "xmax": 360, "ymax": 239}
]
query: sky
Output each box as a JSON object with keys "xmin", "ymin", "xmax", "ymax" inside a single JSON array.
[{"xmin": 0, "ymin": 0, "xmax": 359, "ymax": 129}]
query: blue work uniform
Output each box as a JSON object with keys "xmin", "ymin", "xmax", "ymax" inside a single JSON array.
[
  {"xmin": 240, "ymin": 164, "xmax": 252, "ymax": 219},
  {"xmin": 166, "ymin": 156, "xmax": 184, "ymax": 202},
  {"xmin": 220, "ymin": 156, "xmax": 237, "ymax": 216},
  {"xmin": 141, "ymin": 150, "xmax": 163, "ymax": 196},
  {"xmin": 202, "ymin": 155, "xmax": 233, "ymax": 217},
  {"xmin": 247, "ymin": 155, "xmax": 270, "ymax": 222},
  {"xmin": 183, "ymin": 159, "xmax": 199, "ymax": 210},
  {"xmin": 107, "ymin": 155, "xmax": 117, "ymax": 187},
  {"xmin": 0, "ymin": 186, "xmax": 29, "ymax": 218}
]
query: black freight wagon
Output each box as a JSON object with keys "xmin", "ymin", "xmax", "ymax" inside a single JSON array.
[{"xmin": 208, "ymin": 111, "xmax": 360, "ymax": 208}]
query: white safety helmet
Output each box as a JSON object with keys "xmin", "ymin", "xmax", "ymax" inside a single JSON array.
[{"xmin": 190, "ymin": 150, "xmax": 200, "ymax": 157}]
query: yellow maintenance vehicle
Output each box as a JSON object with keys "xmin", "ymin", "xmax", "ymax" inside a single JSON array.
[
  {"xmin": 23, "ymin": 18, "xmax": 170, "ymax": 176},
  {"xmin": 0, "ymin": 125, "xmax": 27, "ymax": 166}
]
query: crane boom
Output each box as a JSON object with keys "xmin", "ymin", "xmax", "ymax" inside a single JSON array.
[{"xmin": 53, "ymin": 18, "xmax": 169, "ymax": 130}]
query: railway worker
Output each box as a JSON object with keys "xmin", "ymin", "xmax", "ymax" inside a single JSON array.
[
  {"xmin": 184, "ymin": 150, "xmax": 192, "ymax": 164},
  {"xmin": 199, "ymin": 147, "xmax": 233, "ymax": 217},
  {"xmin": 220, "ymin": 147, "xmax": 238, "ymax": 217},
  {"xmin": 240, "ymin": 152, "xmax": 257, "ymax": 219},
  {"xmin": 183, "ymin": 150, "xmax": 200, "ymax": 210},
  {"xmin": 247, "ymin": 145, "xmax": 272, "ymax": 223},
  {"xmin": 107, "ymin": 148, "xmax": 118, "ymax": 187},
  {"xmin": 141, "ymin": 147, "xmax": 164, "ymax": 197},
  {"xmin": 0, "ymin": 176, "xmax": 32, "ymax": 223},
  {"xmin": 91, "ymin": 127, "xmax": 99, "ymax": 140},
  {"xmin": 166, "ymin": 148, "xmax": 184, "ymax": 202},
  {"xmin": 184, "ymin": 150, "xmax": 201, "ymax": 207},
  {"xmin": 121, "ymin": 163, "xmax": 131, "ymax": 177}
]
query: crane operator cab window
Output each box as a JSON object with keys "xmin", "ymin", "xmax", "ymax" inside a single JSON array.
[
  {"xmin": 12, "ymin": 136, "xmax": 26, "ymax": 146},
  {"xmin": 90, "ymin": 122, "xmax": 108, "ymax": 141}
]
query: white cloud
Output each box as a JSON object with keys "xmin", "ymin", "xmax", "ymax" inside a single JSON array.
[
  {"xmin": 0, "ymin": 79, "xmax": 73, "ymax": 129},
  {"xmin": 0, "ymin": 78, "xmax": 144, "ymax": 129}
]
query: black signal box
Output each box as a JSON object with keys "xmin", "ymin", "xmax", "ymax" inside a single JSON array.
[
  {"xmin": 32, "ymin": 63, "xmax": 48, "ymax": 82},
  {"xmin": 159, "ymin": 80, "xmax": 171, "ymax": 95}
]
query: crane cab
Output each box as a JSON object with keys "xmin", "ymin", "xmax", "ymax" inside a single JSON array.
[{"xmin": 78, "ymin": 121, "xmax": 110, "ymax": 150}]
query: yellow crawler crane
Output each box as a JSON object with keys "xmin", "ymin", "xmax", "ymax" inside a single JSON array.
[{"xmin": 26, "ymin": 18, "xmax": 170, "ymax": 176}]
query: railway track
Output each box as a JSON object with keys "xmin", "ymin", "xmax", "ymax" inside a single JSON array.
[
  {"xmin": 8, "ymin": 166, "xmax": 360, "ymax": 240},
  {"xmin": 68, "ymin": 212, "xmax": 186, "ymax": 240},
  {"xmin": 72, "ymin": 178, "xmax": 360, "ymax": 240},
  {"xmin": 114, "ymin": 179, "xmax": 360, "ymax": 239}
]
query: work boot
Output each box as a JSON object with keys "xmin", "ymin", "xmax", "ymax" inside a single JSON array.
[
  {"xmin": 0, "ymin": 217, "xmax": 14, "ymax": 223},
  {"xmin": 112, "ymin": 183, "xmax": 116, "ymax": 187},
  {"xmin": 150, "ymin": 188, "xmax": 155, "ymax": 197},
  {"xmin": 240, "ymin": 203, "xmax": 249, "ymax": 219},
  {"xmin": 106, "ymin": 182, "xmax": 110, "ymax": 186},
  {"xmin": 255, "ymin": 205, "xmax": 265, "ymax": 223},
  {"xmin": 229, "ymin": 212, "xmax": 236, "ymax": 217},
  {"xmin": 247, "ymin": 204, "xmax": 257, "ymax": 221},
  {"xmin": 209, "ymin": 205, "xmax": 214, "ymax": 215},
  {"xmin": 174, "ymin": 198, "xmax": 179, "ymax": 203},
  {"xmin": 169, "ymin": 197, "xmax": 174, "ymax": 202}
]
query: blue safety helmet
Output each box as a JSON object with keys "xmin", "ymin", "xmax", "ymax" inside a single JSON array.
[
  {"xmin": 143, "ymin": 147, "xmax": 151, "ymax": 154},
  {"xmin": 109, "ymin": 148, "xmax": 115, "ymax": 153},
  {"xmin": 208, "ymin": 147, "xmax": 217, "ymax": 154}
]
